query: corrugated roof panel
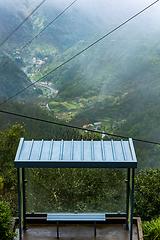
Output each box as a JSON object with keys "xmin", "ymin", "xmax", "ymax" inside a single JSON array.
[
  {"xmin": 84, "ymin": 141, "xmax": 92, "ymax": 160},
  {"xmin": 103, "ymin": 141, "xmax": 113, "ymax": 161},
  {"xmin": 129, "ymin": 138, "xmax": 137, "ymax": 161},
  {"xmin": 14, "ymin": 138, "xmax": 137, "ymax": 168},
  {"xmin": 94, "ymin": 141, "xmax": 103, "ymax": 161},
  {"xmin": 114, "ymin": 141, "xmax": 124, "ymax": 161},
  {"xmin": 51, "ymin": 141, "xmax": 61, "ymax": 160},
  {"xmin": 73, "ymin": 141, "xmax": 82, "ymax": 160},
  {"xmin": 123, "ymin": 141, "xmax": 132, "ymax": 161},
  {"xmin": 63, "ymin": 141, "xmax": 72, "ymax": 160},
  {"xmin": 20, "ymin": 141, "xmax": 31, "ymax": 160},
  {"xmin": 29, "ymin": 141, "xmax": 41, "ymax": 160},
  {"xmin": 40, "ymin": 141, "xmax": 51, "ymax": 160},
  {"xmin": 48, "ymin": 140, "xmax": 54, "ymax": 160}
]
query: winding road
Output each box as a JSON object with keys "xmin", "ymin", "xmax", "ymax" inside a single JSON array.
[{"xmin": 23, "ymin": 68, "xmax": 55, "ymax": 96}]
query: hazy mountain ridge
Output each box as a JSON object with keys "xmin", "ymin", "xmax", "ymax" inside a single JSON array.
[
  {"xmin": 0, "ymin": 0, "xmax": 160, "ymax": 170},
  {"xmin": 0, "ymin": 2, "xmax": 33, "ymax": 47},
  {"xmin": 1, "ymin": 0, "xmax": 160, "ymax": 110},
  {"xmin": 39, "ymin": 24, "xmax": 160, "ymax": 99},
  {"xmin": 1, "ymin": 0, "xmax": 160, "ymax": 52}
]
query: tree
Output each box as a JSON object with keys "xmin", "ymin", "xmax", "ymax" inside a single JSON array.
[
  {"xmin": 0, "ymin": 201, "xmax": 17, "ymax": 239},
  {"xmin": 134, "ymin": 169, "xmax": 160, "ymax": 221},
  {"xmin": 0, "ymin": 124, "xmax": 25, "ymax": 215}
]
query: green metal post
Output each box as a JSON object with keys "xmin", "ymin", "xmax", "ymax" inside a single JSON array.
[
  {"xmin": 124, "ymin": 168, "xmax": 130, "ymax": 230},
  {"xmin": 129, "ymin": 168, "xmax": 135, "ymax": 240},
  {"xmin": 17, "ymin": 168, "xmax": 22, "ymax": 240},
  {"xmin": 22, "ymin": 168, "xmax": 27, "ymax": 230},
  {"xmin": 57, "ymin": 221, "xmax": 59, "ymax": 238},
  {"xmin": 94, "ymin": 221, "xmax": 96, "ymax": 236}
]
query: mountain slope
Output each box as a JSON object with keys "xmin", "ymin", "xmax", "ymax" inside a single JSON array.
[
  {"xmin": 0, "ymin": 0, "xmax": 160, "ymax": 171},
  {"xmin": 0, "ymin": 57, "xmax": 31, "ymax": 99}
]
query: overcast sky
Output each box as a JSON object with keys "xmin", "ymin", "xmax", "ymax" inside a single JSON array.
[
  {"xmin": 1, "ymin": 0, "xmax": 160, "ymax": 24},
  {"xmin": 42, "ymin": 0, "xmax": 160, "ymax": 29}
]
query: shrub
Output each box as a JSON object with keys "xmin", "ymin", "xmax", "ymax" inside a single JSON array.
[
  {"xmin": 0, "ymin": 201, "xmax": 17, "ymax": 239},
  {"xmin": 0, "ymin": 177, "xmax": 3, "ymax": 191},
  {"xmin": 134, "ymin": 169, "xmax": 160, "ymax": 221},
  {"xmin": 142, "ymin": 216, "xmax": 160, "ymax": 240},
  {"xmin": 0, "ymin": 124, "xmax": 25, "ymax": 216}
]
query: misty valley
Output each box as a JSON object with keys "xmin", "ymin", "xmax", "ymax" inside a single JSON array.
[
  {"xmin": 1, "ymin": 4, "xmax": 160, "ymax": 170},
  {"xmin": 0, "ymin": 2, "xmax": 160, "ymax": 238}
]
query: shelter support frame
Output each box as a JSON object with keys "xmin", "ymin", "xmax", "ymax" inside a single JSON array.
[
  {"xmin": 17, "ymin": 167, "xmax": 135, "ymax": 240},
  {"xmin": 15, "ymin": 138, "xmax": 137, "ymax": 240},
  {"xmin": 124, "ymin": 168, "xmax": 135, "ymax": 240},
  {"xmin": 17, "ymin": 168, "xmax": 27, "ymax": 240}
]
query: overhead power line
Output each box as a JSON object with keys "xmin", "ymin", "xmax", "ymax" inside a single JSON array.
[
  {"xmin": 0, "ymin": 0, "xmax": 78, "ymax": 70},
  {"xmin": 0, "ymin": 0, "xmax": 47, "ymax": 48},
  {"xmin": 0, "ymin": 109, "xmax": 160, "ymax": 146},
  {"xmin": 0, "ymin": 0, "xmax": 159, "ymax": 106}
]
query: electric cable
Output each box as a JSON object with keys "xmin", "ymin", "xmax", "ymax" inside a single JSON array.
[
  {"xmin": 0, "ymin": 0, "xmax": 78, "ymax": 70},
  {"xmin": 0, "ymin": 0, "xmax": 47, "ymax": 47},
  {"xmin": 0, "ymin": 0, "xmax": 159, "ymax": 106},
  {"xmin": 0, "ymin": 109, "xmax": 160, "ymax": 146}
]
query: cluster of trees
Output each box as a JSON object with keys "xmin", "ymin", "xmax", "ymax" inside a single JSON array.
[
  {"xmin": 0, "ymin": 124, "xmax": 25, "ymax": 216},
  {"xmin": 1, "ymin": 16, "xmax": 160, "ymax": 240},
  {"xmin": 134, "ymin": 169, "xmax": 160, "ymax": 240},
  {"xmin": 0, "ymin": 100, "xmax": 82, "ymax": 140},
  {"xmin": 0, "ymin": 201, "xmax": 17, "ymax": 239},
  {"xmin": 0, "ymin": 123, "xmax": 160, "ymax": 240},
  {"xmin": 26, "ymin": 168, "xmax": 126, "ymax": 213},
  {"xmin": 68, "ymin": 85, "xmax": 160, "ymax": 171}
]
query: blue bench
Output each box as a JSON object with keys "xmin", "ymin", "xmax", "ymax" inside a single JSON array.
[{"xmin": 47, "ymin": 213, "xmax": 106, "ymax": 237}]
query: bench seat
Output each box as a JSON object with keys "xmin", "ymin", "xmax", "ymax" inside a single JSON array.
[
  {"xmin": 47, "ymin": 213, "xmax": 106, "ymax": 237},
  {"xmin": 47, "ymin": 213, "xmax": 106, "ymax": 221}
]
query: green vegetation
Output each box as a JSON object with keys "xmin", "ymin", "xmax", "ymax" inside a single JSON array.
[
  {"xmin": 134, "ymin": 169, "xmax": 160, "ymax": 239},
  {"xmin": 26, "ymin": 168, "xmax": 126, "ymax": 213},
  {"xmin": 1, "ymin": 3, "xmax": 160, "ymax": 235},
  {"xmin": 134, "ymin": 169, "xmax": 160, "ymax": 221},
  {"xmin": 0, "ymin": 57, "xmax": 31, "ymax": 99},
  {"xmin": 0, "ymin": 123, "xmax": 160, "ymax": 240},
  {"xmin": 1, "ymin": 16, "xmax": 160, "ymax": 175},
  {"xmin": 142, "ymin": 217, "xmax": 160, "ymax": 240},
  {"xmin": 0, "ymin": 3, "xmax": 32, "ymax": 47},
  {"xmin": 0, "ymin": 201, "xmax": 17, "ymax": 240},
  {"xmin": 0, "ymin": 101, "xmax": 82, "ymax": 141},
  {"xmin": 0, "ymin": 123, "xmax": 124, "ymax": 217},
  {"xmin": 0, "ymin": 124, "xmax": 25, "ymax": 216}
]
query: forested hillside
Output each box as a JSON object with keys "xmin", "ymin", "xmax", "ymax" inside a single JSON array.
[
  {"xmin": 0, "ymin": 0, "xmax": 160, "ymax": 172},
  {"xmin": 1, "ymin": 2, "xmax": 160, "ymax": 233},
  {"xmin": 0, "ymin": 57, "xmax": 31, "ymax": 99},
  {"xmin": 33, "ymin": 25, "xmax": 160, "ymax": 171},
  {"xmin": 0, "ymin": 101, "xmax": 83, "ymax": 140}
]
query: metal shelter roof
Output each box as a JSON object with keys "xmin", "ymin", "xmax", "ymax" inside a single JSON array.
[{"xmin": 14, "ymin": 138, "xmax": 137, "ymax": 168}]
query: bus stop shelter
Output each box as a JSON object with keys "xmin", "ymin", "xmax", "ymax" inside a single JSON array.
[{"xmin": 14, "ymin": 138, "xmax": 137, "ymax": 240}]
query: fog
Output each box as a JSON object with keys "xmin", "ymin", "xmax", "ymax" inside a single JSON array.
[
  {"xmin": 0, "ymin": 0, "xmax": 160, "ymax": 170},
  {"xmin": 0, "ymin": 0, "xmax": 160, "ymax": 38},
  {"xmin": 1, "ymin": 0, "xmax": 160, "ymax": 27},
  {"xmin": 43, "ymin": 0, "xmax": 160, "ymax": 27}
]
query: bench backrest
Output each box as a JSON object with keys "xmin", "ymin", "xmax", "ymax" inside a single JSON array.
[{"xmin": 47, "ymin": 213, "xmax": 106, "ymax": 221}]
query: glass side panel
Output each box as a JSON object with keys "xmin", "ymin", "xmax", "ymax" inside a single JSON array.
[{"xmin": 25, "ymin": 168, "xmax": 126, "ymax": 213}]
